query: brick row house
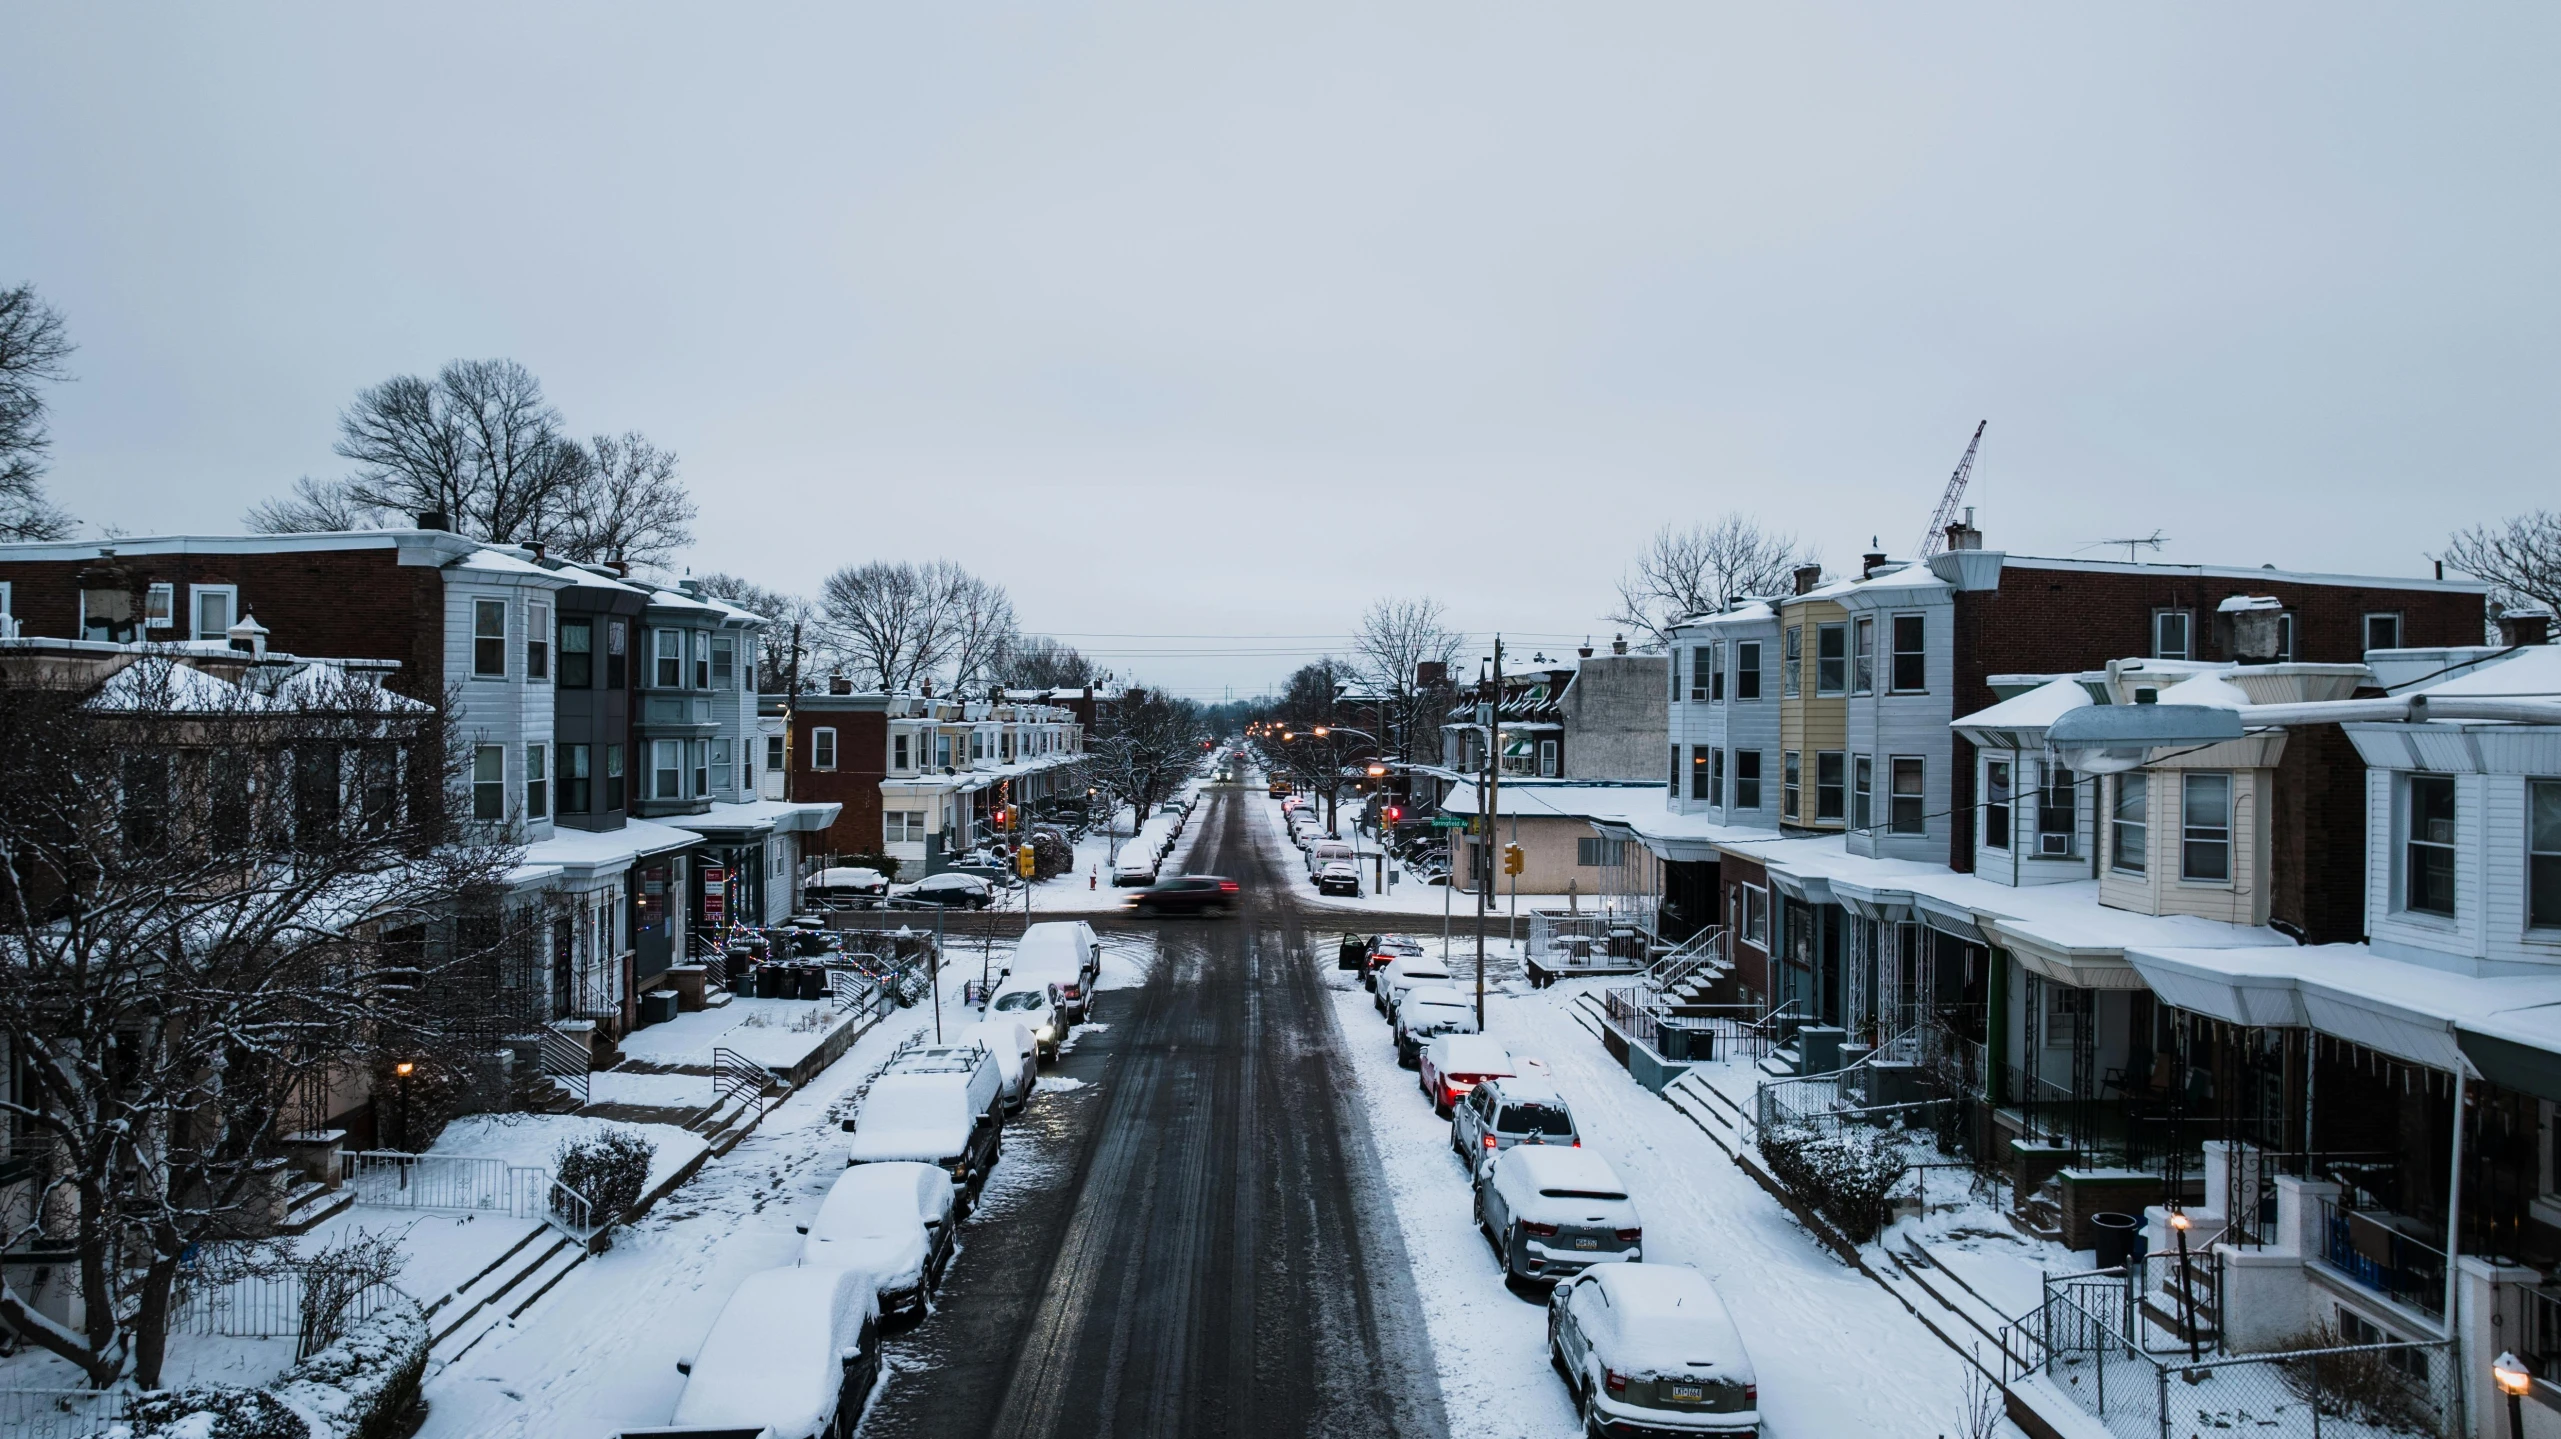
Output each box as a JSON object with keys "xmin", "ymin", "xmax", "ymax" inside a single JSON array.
[{"xmin": 0, "ymin": 525, "xmax": 841, "ymax": 1141}]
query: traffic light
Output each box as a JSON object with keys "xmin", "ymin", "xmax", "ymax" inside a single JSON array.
[
  {"xmin": 1017, "ymin": 843, "xmax": 1038, "ymax": 879},
  {"xmin": 1385, "ymin": 806, "xmax": 1402, "ymax": 823},
  {"xmin": 1501, "ymin": 843, "xmax": 1526, "ymax": 876}
]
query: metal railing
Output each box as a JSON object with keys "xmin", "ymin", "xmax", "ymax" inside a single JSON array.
[
  {"xmin": 540, "ymin": 1022, "xmax": 592, "ymax": 1109},
  {"xmin": 2026, "ymin": 1283, "xmax": 2456, "ymax": 1438},
  {"xmin": 339, "ymin": 1150, "xmax": 604, "ymax": 1246},
  {"xmin": 712, "ymin": 1046, "xmax": 784, "ymax": 1119},
  {"xmin": 1526, "ymin": 911, "xmax": 1655, "ymax": 972},
  {"xmin": 169, "ymin": 1267, "xmax": 408, "ymax": 1357},
  {"xmin": 2315, "ymin": 1196, "xmax": 2449, "ymax": 1322},
  {"xmin": 0, "ymin": 1388, "xmax": 131, "ymax": 1439},
  {"xmin": 2503, "ymin": 1283, "xmax": 2561, "ymax": 1383}
]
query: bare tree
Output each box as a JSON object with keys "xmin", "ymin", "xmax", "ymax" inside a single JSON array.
[
  {"xmin": 936, "ymin": 563, "xmax": 1017, "ymax": 692},
  {"xmin": 544, "ymin": 431, "xmax": 697, "ymax": 568},
  {"xmin": 0, "ymin": 649, "xmax": 525, "ymax": 1389},
  {"xmin": 0, "ymin": 283, "xmax": 78, "ymax": 541},
  {"xmin": 1091, "ymin": 688, "xmax": 1203, "ymax": 833},
  {"xmin": 243, "ymin": 474, "xmax": 380, "ymax": 534},
  {"xmin": 993, "ymin": 635, "xmax": 1094, "ymax": 690},
  {"xmin": 817, "ymin": 560, "xmax": 957, "ymax": 692},
  {"xmin": 1608, "ymin": 514, "xmax": 1816, "ymax": 650},
  {"xmin": 1349, "ymin": 596, "xmax": 1464, "ymax": 763},
  {"xmin": 2443, "ymin": 511, "xmax": 2561, "ymax": 631},
  {"xmin": 696, "ymin": 573, "xmax": 816, "ymax": 692}
]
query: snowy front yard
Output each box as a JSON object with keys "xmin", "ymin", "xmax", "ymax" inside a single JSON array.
[{"xmin": 1329, "ymin": 968, "xmax": 2005, "ymax": 1438}]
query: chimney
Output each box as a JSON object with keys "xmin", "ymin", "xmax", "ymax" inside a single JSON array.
[
  {"xmin": 1610, "ymin": 633, "xmax": 1628, "ymax": 656},
  {"xmin": 1792, "ymin": 563, "xmax": 1823, "ymax": 596},
  {"xmin": 1944, "ymin": 507, "xmax": 1983, "ymax": 552},
  {"xmin": 74, "ymin": 553, "xmax": 138, "ymax": 639},
  {"xmin": 1862, "ymin": 537, "xmax": 1887, "ymax": 578},
  {"xmin": 678, "ymin": 577, "xmax": 701, "ymax": 598},
  {"xmin": 415, "ymin": 510, "xmax": 449, "ymax": 532},
  {"xmin": 527, "ymin": 541, "xmax": 546, "ymax": 563},
  {"xmin": 828, "ymin": 670, "xmax": 853, "ymax": 695},
  {"xmin": 2223, "ymin": 595, "xmax": 2285, "ymax": 664},
  {"xmin": 921, "ymin": 677, "xmax": 934, "ymax": 698},
  {"xmin": 227, "ymin": 613, "xmax": 270, "ymax": 659},
  {"xmin": 1577, "ymin": 637, "xmax": 1595, "ymax": 659},
  {"xmin": 2501, "ymin": 611, "xmax": 2553, "ymax": 647},
  {"xmin": 606, "ymin": 557, "xmax": 629, "ymax": 578},
  {"xmin": 1415, "ymin": 661, "xmax": 1447, "ymax": 688}
]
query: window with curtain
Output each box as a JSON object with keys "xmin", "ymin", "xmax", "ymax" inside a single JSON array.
[
  {"xmin": 2112, "ymin": 773, "xmax": 2148, "ymax": 873},
  {"xmin": 1889, "ymin": 757, "xmax": 1925, "ymax": 834},
  {"xmin": 1983, "ymin": 760, "xmax": 2012, "ymax": 850},
  {"xmin": 559, "ymin": 618, "xmax": 593, "ymax": 687},
  {"xmin": 473, "ymin": 599, "xmax": 507, "ymax": 677},
  {"xmin": 2405, "ymin": 774, "xmax": 2456, "ymax": 915},
  {"xmin": 2181, "ymin": 772, "xmax": 2231, "ymax": 882}
]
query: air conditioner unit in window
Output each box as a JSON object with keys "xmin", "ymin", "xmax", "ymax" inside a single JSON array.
[{"xmin": 2038, "ymin": 833, "xmax": 2071, "ymax": 857}]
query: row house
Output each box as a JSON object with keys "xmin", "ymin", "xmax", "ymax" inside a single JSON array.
[
  {"xmin": 0, "ymin": 526, "xmax": 839, "ymax": 1137},
  {"xmin": 769, "ymin": 682, "xmax": 1089, "ymax": 880}
]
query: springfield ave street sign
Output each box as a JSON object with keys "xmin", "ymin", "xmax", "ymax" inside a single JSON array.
[{"xmin": 1429, "ymin": 816, "xmax": 1473, "ymax": 831}]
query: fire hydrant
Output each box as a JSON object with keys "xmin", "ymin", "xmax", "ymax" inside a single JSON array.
[{"xmin": 1088, "ymin": 867, "xmax": 1097, "ymax": 891}]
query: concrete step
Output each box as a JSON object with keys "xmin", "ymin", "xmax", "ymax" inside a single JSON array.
[
  {"xmin": 277, "ymin": 1181, "xmax": 353, "ymax": 1236},
  {"xmin": 427, "ymin": 1231, "xmax": 578, "ymax": 1364},
  {"xmin": 1885, "ymin": 1242, "xmax": 2038, "ymax": 1372}
]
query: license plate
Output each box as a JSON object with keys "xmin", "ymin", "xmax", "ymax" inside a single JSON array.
[
  {"xmin": 1573, "ymin": 1238, "xmax": 1599, "ymax": 1250},
  {"xmin": 1669, "ymin": 1384, "xmax": 1705, "ymax": 1403}
]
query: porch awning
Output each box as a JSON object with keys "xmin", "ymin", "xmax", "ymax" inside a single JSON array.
[
  {"xmin": 1987, "ymin": 917, "xmax": 2147, "ymax": 991},
  {"xmin": 2457, "ymin": 1005, "xmax": 2561, "ymax": 1105},
  {"xmin": 2128, "ymin": 943, "xmax": 2561, "ymax": 1079},
  {"xmin": 1916, "ymin": 894, "xmax": 1990, "ymax": 944}
]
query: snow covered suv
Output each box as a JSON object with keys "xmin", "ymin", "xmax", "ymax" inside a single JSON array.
[
  {"xmin": 1451, "ymin": 1075, "xmax": 1580, "ymax": 1174},
  {"xmin": 1392, "ymin": 985, "xmax": 1479, "ymax": 1067},
  {"xmin": 1548, "ymin": 1264, "xmax": 1758, "ymax": 1435},
  {"xmin": 1477, "ymin": 1146, "xmax": 1641, "ymax": 1285}
]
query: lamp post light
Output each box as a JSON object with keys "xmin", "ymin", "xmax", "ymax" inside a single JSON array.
[
  {"xmin": 2169, "ymin": 1210, "xmax": 2200, "ymax": 1363},
  {"xmin": 2496, "ymin": 1351, "xmax": 2533, "ymax": 1438},
  {"xmin": 392, "ymin": 1060, "xmax": 417, "ymax": 1168}
]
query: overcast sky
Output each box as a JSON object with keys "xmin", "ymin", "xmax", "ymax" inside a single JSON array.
[{"xmin": 4, "ymin": 4, "xmax": 2555, "ymax": 698}]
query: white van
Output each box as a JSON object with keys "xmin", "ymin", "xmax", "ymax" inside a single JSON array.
[
  {"xmin": 1304, "ymin": 839, "xmax": 1355, "ymax": 882},
  {"xmin": 632, "ymin": 1264, "xmax": 880, "ymax": 1439}
]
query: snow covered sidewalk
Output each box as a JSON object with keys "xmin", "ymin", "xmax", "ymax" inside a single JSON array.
[{"xmin": 1329, "ymin": 967, "xmax": 2008, "ymax": 1437}]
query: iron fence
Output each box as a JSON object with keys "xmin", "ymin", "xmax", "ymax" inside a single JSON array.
[
  {"xmin": 338, "ymin": 1149, "xmax": 604, "ymax": 1244},
  {"xmin": 0, "ymin": 1388, "xmax": 130, "ymax": 1439},
  {"xmin": 2315, "ymin": 1195, "xmax": 2449, "ymax": 1322}
]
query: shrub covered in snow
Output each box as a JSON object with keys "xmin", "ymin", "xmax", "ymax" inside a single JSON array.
[
  {"xmin": 1758, "ymin": 1121, "xmax": 1909, "ymax": 1243},
  {"xmin": 270, "ymin": 1300, "xmax": 430, "ymax": 1439},
  {"xmin": 121, "ymin": 1386, "xmax": 310, "ymax": 1439},
  {"xmin": 555, "ymin": 1126, "xmax": 655, "ymax": 1223}
]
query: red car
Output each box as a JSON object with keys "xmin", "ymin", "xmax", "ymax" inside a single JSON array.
[{"xmin": 1419, "ymin": 1034, "xmax": 1517, "ymax": 1118}]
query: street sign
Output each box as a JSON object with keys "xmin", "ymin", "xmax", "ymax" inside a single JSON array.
[{"xmin": 1429, "ymin": 815, "xmax": 1472, "ymax": 831}]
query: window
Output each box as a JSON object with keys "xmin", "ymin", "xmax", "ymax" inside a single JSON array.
[
  {"xmin": 191, "ymin": 584, "xmax": 238, "ymax": 641},
  {"xmin": 526, "ymin": 744, "xmax": 549, "ymax": 820},
  {"xmin": 652, "ymin": 740, "xmax": 682, "ymax": 800},
  {"xmin": 604, "ymin": 744, "xmax": 625, "ymax": 811},
  {"xmin": 0, "ymin": 581, "xmax": 10, "ymax": 622},
  {"xmin": 606, "ymin": 620, "xmax": 628, "ymax": 689},
  {"xmin": 2365, "ymin": 612, "xmax": 2404, "ymax": 652},
  {"xmin": 1783, "ymin": 750, "xmax": 1802, "ymax": 818},
  {"xmin": 766, "ymin": 735, "xmax": 786, "ymax": 772},
  {"xmin": 2275, "ymin": 612, "xmax": 2296, "ymax": 663},
  {"xmin": 294, "ymin": 743, "xmax": 343, "ymax": 845},
  {"xmin": 144, "ymin": 582, "xmax": 174, "ymax": 630},
  {"xmin": 1691, "ymin": 747, "xmax": 1715, "ymax": 801},
  {"xmin": 1735, "ymin": 641, "xmax": 1761, "ymax": 701},
  {"xmin": 1782, "ymin": 627, "xmax": 1802, "ymax": 697},
  {"xmin": 2181, "ymin": 772, "xmax": 2231, "ymax": 881},
  {"xmin": 1853, "ymin": 617, "xmax": 1874, "ymax": 695},
  {"xmin": 812, "ymin": 728, "xmax": 838, "ymax": 771},
  {"xmin": 654, "ymin": 629, "xmax": 682, "ymax": 688},
  {"xmin": 885, "ymin": 810, "xmax": 926, "ymax": 843},
  {"xmin": 935, "ymin": 735, "xmax": 953, "ymax": 769},
  {"xmin": 121, "ymin": 752, "xmax": 171, "ymax": 854},
  {"xmin": 473, "ymin": 599, "xmax": 507, "ymax": 677},
  {"xmin": 1890, "ymin": 757, "xmax": 1926, "ymax": 835},
  {"xmin": 1577, "ymin": 837, "xmax": 1624, "ymax": 867},
  {"xmin": 2112, "ymin": 773, "xmax": 2148, "ymax": 874},
  {"xmin": 2406, "ymin": 774, "xmax": 2456, "ymax": 916},
  {"xmin": 1816, "ymin": 752, "xmax": 1844, "ymax": 822},
  {"xmin": 712, "ymin": 738, "xmax": 732, "ymax": 793},
  {"xmin": 2038, "ymin": 768, "xmax": 2077, "ymax": 856},
  {"xmin": 1984, "ymin": 759, "xmax": 2012, "ymax": 850},
  {"xmin": 690, "ymin": 740, "xmax": 708, "ymax": 797},
  {"xmin": 1709, "ymin": 642, "xmax": 1726, "ymax": 702},
  {"xmin": 1539, "ymin": 739, "xmax": 1558, "ymax": 777},
  {"xmin": 357, "ymin": 747, "xmax": 397, "ymax": 833},
  {"xmin": 1891, "ymin": 614, "xmax": 1927, "ymax": 692},
  {"xmin": 1712, "ymin": 748, "xmax": 1727, "ymax": 809},
  {"xmin": 712, "ymin": 635, "xmax": 735, "ymax": 689},
  {"xmin": 1852, "ymin": 756, "xmax": 1872, "ymax": 832},
  {"xmin": 562, "ymin": 743, "xmax": 592, "ymax": 813},
  {"xmin": 2153, "ymin": 610, "xmax": 2192, "ymax": 661},
  {"xmin": 559, "ymin": 618, "xmax": 593, "ymax": 687},
  {"xmin": 1736, "ymin": 751, "xmax": 1763, "ymax": 809},
  {"xmin": 2530, "ymin": 780, "xmax": 2561, "ymax": 929},
  {"xmin": 1816, "ymin": 624, "xmax": 1847, "ymax": 695},
  {"xmin": 473, "ymin": 745, "xmax": 507, "ymax": 821},
  {"xmin": 894, "ymin": 733, "xmax": 910, "ymax": 770},
  {"xmin": 691, "ymin": 632, "xmax": 710, "ymax": 690},
  {"xmin": 1690, "ymin": 646, "xmax": 1712, "ymax": 702},
  {"xmin": 527, "ymin": 601, "xmax": 550, "ymax": 680},
  {"xmin": 1741, "ymin": 884, "xmax": 1769, "ymax": 947}
]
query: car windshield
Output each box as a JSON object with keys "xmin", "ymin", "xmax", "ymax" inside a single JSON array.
[
  {"xmin": 992, "ymin": 992, "xmax": 1044, "ymax": 1012},
  {"xmin": 1499, "ymin": 1103, "xmax": 1575, "ymax": 1136}
]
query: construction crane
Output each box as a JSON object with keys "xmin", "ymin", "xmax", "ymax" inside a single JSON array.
[{"xmin": 1915, "ymin": 420, "xmax": 1987, "ymax": 560}]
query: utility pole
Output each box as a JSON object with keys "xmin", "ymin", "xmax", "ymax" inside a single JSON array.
[
  {"xmin": 783, "ymin": 620, "xmax": 803, "ymax": 804},
  {"xmin": 1476, "ymin": 634, "xmax": 1501, "ymax": 1029}
]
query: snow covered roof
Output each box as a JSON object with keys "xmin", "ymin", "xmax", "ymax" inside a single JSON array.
[
  {"xmin": 662, "ymin": 798, "xmax": 843, "ymax": 838},
  {"xmin": 511, "ymin": 818, "xmax": 702, "ymax": 886},
  {"xmin": 1438, "ymin": 781, "xmax": 1661, "ymax": 823},
  {"xmin": 2410, "ymin": 642, "xmax": 2561, "ymax": 700},
  {"xmin": 2154, "ymin": 671, "xmax": 2252, "ymax": 709},
  {"xmin": 447, "ymin": 546, "xmax": 576, "ymax": 587},
  {"xmin": 671, "ymin": 1265, "xmax": 873, "ymax": 1437},
  {"xmin": 1950, "ymin": 677, "xmax": 2092, "ymax": 741}
]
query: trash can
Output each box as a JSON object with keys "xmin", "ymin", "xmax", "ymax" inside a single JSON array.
[
  {"xmin": 2091, "ymin": 1212, "xmax": 2142, "ymax": 1271},
  {"xmin": 640, "ymin": 989, "xmax": 680, "ymax": 1025},
  {"xmin": 758, "ymin": 966, "xmax": 794, "ymax": 999},
  {"xmin": 796, "ymin": 966, "xmax": 828, "ymax": 1001},
  {"xmin": 1662, "ymin": 1022, "xmax": 1714, "ymax": 1063}
]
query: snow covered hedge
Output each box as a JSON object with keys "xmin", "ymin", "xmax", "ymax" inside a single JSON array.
[
  {"xmin": 555, "ymin": 1126, "xmax": 656, "ymax": 1225},
  {"xmin": 111, "ymin": 1296, "xmax": 428, "ymax": 1439},
  {"xmin": 1757, "ymin": 1122, "xmax": 1908, "ymax": 1244}
]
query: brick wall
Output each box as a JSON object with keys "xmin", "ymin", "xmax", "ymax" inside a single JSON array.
[
  {"xmin": 789, "ymin": 709, "xmax": 887, "ymax": 860},
  {"xmin": 1720, "ymin": 850, "xmax": 1771, "ymax": 999},
  {"xmin": 2270, "ymin": 722, "xmax": 2369, "ymax": 943},
  {"xmin": 0, "ymin": 549, "xmax": 446, "ymax": 704},
  {"xmin": 1948, "ymin": 565, "xmax": 2483, "ymax": 871}
]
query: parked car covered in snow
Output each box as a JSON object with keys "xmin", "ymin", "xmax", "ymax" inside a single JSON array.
[
  {"xmin": 1393, "ymin": 985, "xmax": 1479, "ymax": 1066},
  {"xmin": 1376, "ymin": 955, "xmax": 1453, "ymax": 1017},
  {"xmin": 1451, "ymin": 1075, "xmax": 1580, "ymax": 1174},
  {"xmin": 1361, "ymin": 936, "xmax": 1424, "ymax": 989},
  {"xmin": 1304, "ymin": 838, "xmax": 1354, "ymax": 879},
  {"xmin": 987, "ymin": 979, "xmax": 1063, "ymax": 1061},
  {"xmin": 1478, "ymin": 1145, "xmax": 1640, "ymax": 1285},
  {"xmin": 1111, "ymin": 848, "xmax": 1161, "ymax": 886},
  {"xmin": 1548, "ymin": 1263, "xmax": 1757, "ymax": 1434},
  {"xmin": 804, "ymin": 866, "xmax": 890, "ymax": 909},
  {"xmin": 1012, "ymin": 921, "xmax": 1101, "ymax": 1023},
  {"xmin": 633, "ymin": 1264, "xmax": 880, "ymax": 1439},
  {"xmin": 899, "ymin": 872, "xmax": 995, "ymax": 909},
  {"xmin": 798, "ymin": 1160, "xmax": 955, "ymax": 1320},
  {"xmin": 845, "ymin": 1050, "xmax": 1003, "ymax": 1205},
  {"xmin": 1418, "ymin": 1034, "xmax": 1515, "ymax": 1118},
  {"xmin": 955, "ymin": 1018, "xmax": 1036, "ymax": 1113},
  {"xmin": 1315, "ymin": 859, "xmax": 1361, "ymax": 897}
]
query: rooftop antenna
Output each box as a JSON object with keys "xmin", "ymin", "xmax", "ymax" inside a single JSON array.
[
  {"xmin": 2096, "ymin": 530, "xmax": 2170, "ymax": 563},
  {"xmin": 1915, "ymin": 420, "xmax": 1987, "ymax": 560}
]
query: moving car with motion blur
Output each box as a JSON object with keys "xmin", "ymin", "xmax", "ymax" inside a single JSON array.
[
  {"xmin": 1126, "ymin": 874, "xmax": 1240, "ymax": 916},
  {"xmin": 1549, "ymin": 1264, "xmax": 1758, "ymax": 1435}
]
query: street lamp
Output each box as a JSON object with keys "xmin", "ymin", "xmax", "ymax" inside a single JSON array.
[
  {"xmin": 392, "ymin": 1060, "xmax": 416, "ymax": 1162},
  {"xmin": 2496, "ymin": 1351, "xmax": 2532, "ymax": 1438},
  {"xmin": 2169, "ymin": 1210, "xmax": 2200, "ymax": 1362}
]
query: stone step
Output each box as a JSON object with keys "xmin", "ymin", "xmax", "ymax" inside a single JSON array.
[
  {"xmin": 277, "ymin": 1181, "xmax": 353, "ymax": 1236},
  {"xmin": 427, "ymin": 1232, "xmax": 581, "ymax": 1368}
]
